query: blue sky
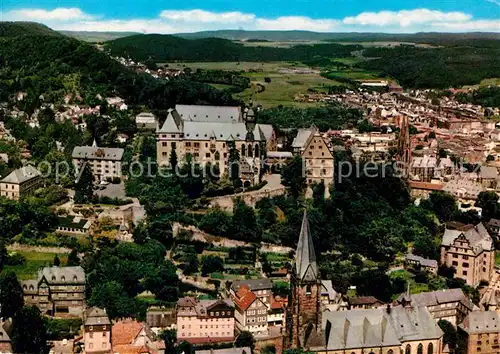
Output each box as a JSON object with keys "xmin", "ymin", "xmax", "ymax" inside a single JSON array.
[{"xmin": 1, "ymin": 0, "xmax": 499, "ymax": 33}]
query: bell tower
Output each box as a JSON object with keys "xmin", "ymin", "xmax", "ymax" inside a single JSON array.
[{"xmin": 285, "ymin": 210, "xmax": 323, "ymax": 350}]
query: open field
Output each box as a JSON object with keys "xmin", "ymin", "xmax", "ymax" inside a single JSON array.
[
  {"xmin": 5, "ymin": 251, "xmax": 69, "ymax": 280},
  {"xmin": 164, "ymin": 61, "xmax": 342, "ymax": 108},
  {"xmin": 464, "ymin": 78, "xmax": 500, "ymax": 90}
]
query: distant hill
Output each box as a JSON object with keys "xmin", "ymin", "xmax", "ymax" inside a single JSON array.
[
  {"xmin": 0, "ymin": 22, "xmax": 61, "ymax": 37},
  {"xmin": 60, "ymin": 30, "xmax": 140, "ymax": 42},
  {"xmin": 105, "ymin": 34, "xmax": 361, "ymax": 62},
  {"xmin": 175, "ymin": 30, "xmax": 500, "ymax": 45}
]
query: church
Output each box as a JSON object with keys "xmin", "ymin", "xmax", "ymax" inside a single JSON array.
[{"xmin": 284, "ymin": 211, "xmax": 444, "ymax": 354}]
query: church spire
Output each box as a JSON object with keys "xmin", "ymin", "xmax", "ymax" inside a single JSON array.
[{"xmin": 295, "ymin": 210, "xmax": 319, "ymax": 282}]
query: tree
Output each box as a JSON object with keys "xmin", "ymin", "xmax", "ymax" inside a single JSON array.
[
  {"xmin": 487, "ymin": 154, "xmax": 495, "ymax": 162},
  {"xmin": 183, "ymin": 253, "xmax": 199, "ymax": 275},
  {"xmin": 228, "ymin": 140, "xmax": 241, "ymax": 187},
  {"xmin": 11, "ymin": 306, "xmax": 49, "ymax": 354},
  {"xmin": 161, "ymin": 329, "xmax": 177, "ymax": 354},
  {"xmin": 438, "ymin": 148, "xmax": 448, "ymax": 158},
  {"xmin": 232, "ymin": 199, "xmax": 261, "ymax": 242},
  {"xmin": 67, "ymin": 249, "xmax": 80, "ymax": 266},
  {"xmin": 88, "ymin": 281, "xmax": 138, "ymax": 320},
  {"xmin": 284, "ymin": 350, "xmax": 314, "ymax": 354},
  {"xmin": 413, "ymin": 233, "xmax": 439, "ymax": 260},
  {"xmin": 438, "ymin": 319, "xmax": 457, "ymax": 350},
  {"xmin": 235, "ymin": 331, "xmax": 255, "ymax": 350},
  {"xmin": 169, "ymin": 146, "xmax": 178, "ymax": 171},
  {"xmin": 199, "ymin": 208, "xmax": 232, "ymax": 237},
  {"xmin": 0, "ymin": 271, "xmax": 24, "ymax": 319},
  {"xmin": 143, "ymin": 260, "xmax": 180, "ymax": 302},
  {"xmin": 201, "ymin": 255, "xmax": 224, "ymax": 276},
  {"xmin": 0, "ymin": 237, "xmax": 7, "ymax": 272},
  {"xmin": 53, "ymin": 254, "xmax": 61, "ymax": 266},
  {"xmin": 422, "ymin": 191, "xmax": 458, "ymax": 222},
  {"xmin": 476, "ymin": 191, "xmax": 499, "ymax": 220},
  {"xmin": 74, "ymin": 161, "xmax": 94, "ymax": 204},
  {"xmin": 281, "ymin": 156, "xmax": 306, "ymax": 198},
  {"xmin": 358, "ymin": 119, "xmax": 374, "ymax": 133}
]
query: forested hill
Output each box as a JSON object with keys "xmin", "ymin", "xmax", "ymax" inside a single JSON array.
[
  {"xmin": 0, "ymin": 22, "xmax": 61, "ymax": 37},
  {"xmin": 0, "ymin": 29, "xmax": 238, "ymax": 111},
  {"xmin": 104, "ymin": 34, "xmax": 362, "ymax": 62}
]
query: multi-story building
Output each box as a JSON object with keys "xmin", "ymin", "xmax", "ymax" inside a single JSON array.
[
  {"xmin": 111, "ymin": 319, "xmax": 160, "ymax": 354},
  {"xmin": 156, "ymin": 105, "xmax": 275, "ymax": 186},
  {"xmin": 233, "ymin": 285, "xmax": 269, "ymax": 336},
  {"xmin": 396, "ymin": 289, "xmax": 473, "ymax": 326},
  {"xmin": 291, "ymin": 126, "xmax": 334, "ymax": 196},
  {"xmin": 176, "ymin": 297, "xmax": 235, "ymax": 344},
  {"xmin": 21, "ymin": 266, "xmax": 85, "ymax": 317},
  {"xmin": 346, "ymin": 296, "xmax": 384, "ymax": 310},
  {"xmin": 458, "ymin": 311, "xmax": 500, "ymax": 354},
  {"xmin": 441, "ymin": 223, "xmax": 495, "ymax": 287},
  {"xmin": 411, "ymin": 155, "xmax": 453, "ymax": 182},
  {"xmin": 83, "ymin": 307, "xmax": 111, "ymax": 354},
  {"xmin": 72, "ymin": 141, "xmax": 124, "ymax": 182},
  {"xmin": 0, "ymin": 165, "xmax": 43, "ymax": 200},
  {"xmin": 135, "ymin": 112, "xmax": 157, "ymax": 130},
  {"xmin": 230, "ymin": 279, "xmax": 273, "ymax": 304}
]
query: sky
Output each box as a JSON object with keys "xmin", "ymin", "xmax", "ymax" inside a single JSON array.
[{"xmin": 0, "ymin": 0, "xmax": 499, "ymax": 33}]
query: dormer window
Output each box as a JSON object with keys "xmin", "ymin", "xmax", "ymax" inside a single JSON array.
[
  {"xmin": 61, "ymin": 276, "xmax": 66, "ymax": 282},
  {"xmin": 52, "ymin": 276, "xmax": 56, "ymax": 281},
  {"xmin": 73, "ymin": 275, "xmax": 78, "ymax": 281}
]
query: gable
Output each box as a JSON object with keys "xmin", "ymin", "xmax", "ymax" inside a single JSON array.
[{"xmin": 303, "ymin": 136, "xmax": 333, "ymax": 159}]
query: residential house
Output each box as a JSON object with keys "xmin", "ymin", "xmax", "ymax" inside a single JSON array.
[
  {"xmin": 0, "ymin": 321, "xmax": 12, "ymax": 354},
  {"xmin": 346, "ymin": 296, "xmax": 384, "ymax": 310},
  {"xmin": 156, "ymin": 106, "xmax": 274, "ymax": 186},
  {"xmin": 292, "ymin": 126, "xmax": 335, "ymax": 196},
  {"xmin": 72, "ymin": 142, "xmax": 124, "ymax": 182},
  {"xmin": 0, "ymin": 165, "xmax": 43, "ymax": 200},
  {"xmin": 480, "ymin": 166, "xmax": 498, "ymax": 189},
  {"xmin": 396, "ymin": 289, "xmax": 474, "ymax": 326},
  {"xmin": 458, "ymin": 311, "xmax": 500, "ymax": 354},
  {"xmin": 230, "ymin": 278, "xmax": 273, "ymax": 305},
  {"xmin": 176, "ymin": 297, "xmax": 235, "ymax": 344},
  {"xmin": 83, "ymin": 307, "xmax": 111, "ymax": 354},
  {"xmin": 411, "ymin": 156, "xmax": 453, "ymax": 182},
  {"xmin": 111, "ymin": 319, "xmax": 160, "ymax": 354},
  {"xmin": 441, "ymin": 223, "xmax": 495, "ymax": 286},
  {"xmin": 135, "ymin": 112, "xmax": 157, "ymax": 130},
  {"xmin": 487, "ymin": 218, "xmax": 500, "ymax": 237},
  {"xmin": 232, "ymin": 285, "xmax": 269, "ymax": 336},
  {"xmin": 56, "ymin": 216, "xmax": 91, "ymax": 235},
  {"xmin": 21, "ymin": 266, "xmax": 85, "ymax": 317},
  {"xmin": 146, "ymin": 306, "xmax": 177, "ymax": 335},
  {"xmin": 405, "ymin": 254, "xmax": 438, "ymax": 274}
]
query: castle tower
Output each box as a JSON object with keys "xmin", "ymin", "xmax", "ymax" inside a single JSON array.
[{"xmin": 285, "ymin": 210, "xmax": 324, "ymax": 350}]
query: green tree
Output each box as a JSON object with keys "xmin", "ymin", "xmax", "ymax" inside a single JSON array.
[
  {"xmin": 0, "ymin": 237, "xmax": 7, "ymax": 272},
  {"xmin": 438, "ymin": 148, "xmax": 448, "ymax": 158},
  {"xmin": 476, "ymin": 191, "xmax": 499, "ymax": 220},
  {"xmin": 53, "ymin": 254, "xmax": 61, "ymax": 266},
  {"xmin": 281, "ymin": 155, "xmax": 306, "ymax": 198},
  {"xmin": 413, "ymin": 233, "xmax": 439, "ymax": 260},
  {"xmin": 143, "ymin": 260, "xmax": 180, "ymax": 302},
  {"xmin": 199, "ymin": 208, "xmax": 232, "ymax": 237},
  {"xmin": 235, "ymin": 331, "xmax": 255, "ymax": 351},
  {"xmin": 357, "ymin": 119, "xmax": 374, "ymax": 133},
  {"xmin": 183, "ymin": 253, "xmax": 199, "ymax": 275},
  {"xmin": 487, "ymin": 154, "xmax": 495, "ymax": 162},
  {"xmin": 0, "ymin": 271, "xmax": 24, "ymax": 319},
  {"xmin": 169, "ymin": 146, "xmax": 178, "ymax": 171},
  {"xmin": 438, "ymin": 319, "xmax": 457, "ymax": 350},
  {"xmin": 201, "ymin": 255, "xmax": 224, "ymax": 276},
  {"xmin": 422, "ymin": 191, "xmax": 458, "ymax": 222},
  {"xmin": 232, "ymin": 199, "xmax": 261, "ymax": 242},
  {"xmin": 74, "ymin": 161, "xmax": 94, "ymax": 204},
  {"xmin": 11, "ymin": 306, "xmax": 49, "ymax": 354},
  {"xmin": 88, "ymin": 281, "xmax": 138, "ymax": 320},
  {"xmin": 67, "ymin": 249, "xmax": 80, "ymax": 266},
  {"xmin": 161, "ymin": 329, "xmax": 177, "ymax": 354}
]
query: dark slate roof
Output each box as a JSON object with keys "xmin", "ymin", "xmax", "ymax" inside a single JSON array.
[
  {"xmin": 1, "ymin": 165, "xmax": 41, "ymax": 184},
  {"xmin": 442, "ymin": 222, "xmax": 493, "ymax": 254},
  {"xmin": 405, "ymin": 254, "xmax": 438, "ymax": 268},
  {"xmin": 295, "ymin": 210, "xmax": 319, "ymax": 282},
  {"xmin": 84, "ymin": 307, "xmax": 110, "ymax": 326},
  {"xmin": 348, "ymin": 296, "xmax": 383, "ymax": 306},
  {"xmin": 231, "ymin": 278, "xmax": 273, "ymax": 292},
  {"xmin": 39, "ymin": 266, "xmax": 85, "ymax": 284},
  {"xmin": 72, "ymin": 146, "xmax": 124, "ymax": 161},
  {"xmin": 460, "ymin": 311, "xmax": 500, "ymax": 334},
  {"xmin": 396, "ymin": 289, "xmax": 473, "ymax": 311}
]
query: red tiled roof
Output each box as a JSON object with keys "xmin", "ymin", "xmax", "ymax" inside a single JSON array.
[
  {"xmin": 113, "ymin": 344, "xmax": 155, "ymax": 354},
  {"xmin": 408, "ymin": 181, "xmax": 444, "ymax": 191},
  {"xmin": 112, "ymin": 320, "xmax": 144, "ymax": 346},
  {"xmin": 179, "ymin": 336, "xmax": 234, "ymax": 345},
  {"xmin": 233, "ymin": 285, "xmax": 257, "ymax": 311}
]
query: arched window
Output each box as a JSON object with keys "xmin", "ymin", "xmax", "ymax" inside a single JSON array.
[
  {"xmin": 241, "ymin": 144, "xmax": 246, "ymax": 157},
  {"xmin": 254, "ymin": 144, "xmax": 260, "ymax": 158},
  {"xmin": 388, "ymin": 350, "xmax": 394, "ymax": 354},
  {"xmin": 61, "ymin": 276, "xmax": 66, "ymax": 282},
  {"xmin": 417, "ymin": 343, "xmax": 423, "ymax": 354},
  {"xmin": 427, "ymin": 343, "xmax": 434, "ymax": 354},
  {"xmin": 247, "ymin": 144, "xmax": 253, "ymax": 157},
  {"xmin": 405, "ymin": 344, "xmax": 411, "ymax": 354},
  {"xmin": 52, "ymin": 276, "xmax": 56, "ymax": 281},
  {"xmin": 215, "ymin": 151, "xmax": 220, "ymax": 161},
  {"xmin": 29, "ymin": 285, "xmax": 34, "ymax": 291},
  {"xmin": 305, "ymin": 284, "xmax": 312, "ymax": 295},
  {"xmin": 73, "ymin": 275, "xmax": 78, "ymax": 281}
]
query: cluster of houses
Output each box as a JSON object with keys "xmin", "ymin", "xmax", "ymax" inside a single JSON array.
[{"xmin": 1, "ymin": 213, "xmax": 499, "ymax": 354}]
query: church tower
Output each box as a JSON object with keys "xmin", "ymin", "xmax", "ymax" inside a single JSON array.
[{"xmin": 285, "ymin": 210, "xmax": 324, "ymax": 350}]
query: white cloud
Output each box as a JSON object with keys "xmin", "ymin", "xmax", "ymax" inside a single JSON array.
[
  {"xmin": 343, "ymin": 9, "xmax": 471, "ymax": 27},
  {"xmin": 160, "ymin": 9, "xmax": 254, "ymax": 23},
  {"xmin": 486, "ymin": 0, "xmax": 500, "ymax": 6},
  {"xmin": 255, "ymin": 16, "xmax": 339, "ymax": 31},
  {"xmin": 1, "ymin": 7, "xmax": 499, "ymax": 33},
  {"xmin": 7, "ymin": 7, "xmax": 94, "ymax": 21}
]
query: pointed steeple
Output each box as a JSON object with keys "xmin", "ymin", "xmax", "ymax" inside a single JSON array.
[
  {"xmin": 295, "ymin": 210, "xmax": 319, "ymax": 282},
  {"xmin": 92, "ymin": 138, "xmax": 98, "ymax": 148}
]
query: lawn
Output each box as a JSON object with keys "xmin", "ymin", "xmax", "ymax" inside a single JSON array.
[
  {"xmin": 5, "ymin": 251, "xmax": 69, "ymax": 280},
  {"xmin": 162, "ymin": 61, "xmax": 340, "ymax": 108}
]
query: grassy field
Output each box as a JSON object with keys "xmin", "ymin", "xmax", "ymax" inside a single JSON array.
[
  {"xmin": 163, "ymin": 61, "xmax": 338, "ymax": 108},
  {"xmin": 464, "ymin": 77, "xmax": 500, "ymax": 90},
  {"xmin": 5, "ymin": 251, "xmax": 69, "ymax": 280}
]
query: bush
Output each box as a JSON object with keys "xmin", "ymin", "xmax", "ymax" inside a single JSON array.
[
  {"xmin": 245, "ymin": 180, "xmax": 268, "ymax": 192},
  {"xmin": 6, "ymin": 253, "xmax": 26, "ymax": 266}
]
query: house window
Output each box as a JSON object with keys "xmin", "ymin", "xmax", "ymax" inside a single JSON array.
[
  {"xmin": 452, "ymin": 261, "xmax": 458, "ymax": 266},
  {"xmin": 417, "ymin": 343, "xmax": 423, "ymax": 354},
  {"xmin": 428, "ymin": 343, "xmax": 434, "ymax": 354},
  {"xmin": 463, "ymin": 263, "xmax": 469, "ymax": 268},
  {"xmin": 206, "ymin": 153, "xmax": 211, "ymax": 158},
  {"xmin": 463, "ymin": 271, "xmax": 468, "ymax": 276},
  {"xmin": 405, "ymin": 345, "xmax": 411, "ymax": 354},
  {"xmin": 171, "ymin": 142, "xmax": 176, "ymax": 149},
  {"xmin": 305, "ymin": 285, "xmax": 312, "ymax": 295}
]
